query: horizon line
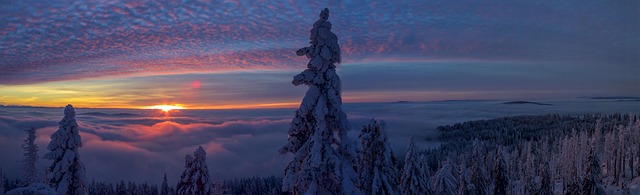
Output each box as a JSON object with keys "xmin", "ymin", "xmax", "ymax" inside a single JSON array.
[{"xmin": 1, "ymin": 96, "xmax": 631, "ymax": 110}]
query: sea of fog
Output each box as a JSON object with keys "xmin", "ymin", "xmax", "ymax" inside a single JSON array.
[{"xmin": 0, "ymin": 98, "xmax": 637, "ymax": 184}]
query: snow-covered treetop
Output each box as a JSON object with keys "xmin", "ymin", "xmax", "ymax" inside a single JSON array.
[
  {"xmin": 280, "ymin": 8, "xmax": 359, "ymax": 194},
  {"xmin": 45, "ymin": 104, "xmax": 86, "ymax": 195},
  {"xmin": 47, "ymin": 104, "xmax": 82, "ymax": 151},
  {"xmin": 64, "ymin": 104, "xmax": 75, "ymax": 118},
  {"xmin": 292, "ymin": 8, "xmax": 341, "ymax": 87},
  {"xmin": 194, "ymin": 146, "xmax": 206, "ymax": 161}
]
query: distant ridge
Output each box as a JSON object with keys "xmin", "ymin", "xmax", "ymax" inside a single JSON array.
[
  {"xmin": 80, "ymin": 112, "xmax": 139, "ymax": 117},
  {"xmin": 0, "ymin": 105, "xmax": 61, "ymax": 109},
  {"xmin": 580, "ymin": 96, "xmax": 640, "ymax": 101},
  {"xmin": 502, "ymin": 101, "xmax": 553, "ymax": 106}
]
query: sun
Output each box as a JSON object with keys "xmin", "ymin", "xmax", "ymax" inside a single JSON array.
[{"xmin": 144, "ymin": 105, "xmax": 185, "ymax": 112}]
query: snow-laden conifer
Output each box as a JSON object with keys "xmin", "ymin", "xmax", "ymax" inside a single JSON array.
[
  {"xmin": 161, "ymin": 173, "xmax": 170, "ymax": 195},
  {"xmin": 1, "ymin": 168, "xmax": 4, "ymax": 195},
  {"xmin": 433, "ymin": 158, "xmax": 458, "ymax": 195},
  {"xmin": 358, "ymin": 119, "xmax": 398, "ymax": 194},
  {"xmin": 21, "ymin": 127, "xmax": 41, "ymax": 185},
  {"xmin": 279, "ymin": 8, "xmax": 360, "ymax": 194},
  {"xmin": 492, "ymin": 147, "xmax": 508, "ymax": 195},
  {"xmin": 400, "ymin": 138, "xmax": 430, "ymax": 194},
  {"xmin": 177, "ymin": 146, "xmax": 210, "ymax": 195},
  {"xmin": 470, "ymin": 139, "xmax": 488, "ymax": 195},
  {"xmin": 582, "ymin": 147, "xmax": 604, "ymax": 194},
  {"xmin": 44, "ymin": 104, "xmax": 86, "ymax": 195}
]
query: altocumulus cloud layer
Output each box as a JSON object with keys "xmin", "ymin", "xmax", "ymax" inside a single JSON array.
[
  {"xmin": 1, "ymin": 0, "xmax": 638, "ymax": 86},
  {"xmin": 0, "ymin": 100, "xmax": 637, "ymax": 183}
]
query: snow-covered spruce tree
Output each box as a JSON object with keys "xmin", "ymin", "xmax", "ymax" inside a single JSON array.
[
  {"xmin": 538, "ymin": 141, "xmax": 552, "ymax": 195},
  {"xmin": 1, "ymin": 167, "xmax": 4, "ymax": 195},
  {"xmin": 279, "ymin": 8, "xmax": 360, "ymax": 195},
  {"xmin": 44, "ymin": 104, "xmax": 86, "ymax": 195},
  {"xmin": 400, "ymin": 138, "xmax": 430, "ymax": 194},
  {"xmin": 433, "ymin": 158, "xmax": 458, "ymax": 195},
  {"xmin": 176, "ymin": 146, "xmax": 211, "ymax": 195},
  {"xmin": 358, "ymin": 119, "xmax": 398, "ymax": 194},
  {"xmin": 582, "ymin": 148, "xmax": 604, "ymax": 194},
  {"xmin": 21, "ymin": 127, "xmax": 41, "ymax": 185},
  {"xmin": 161, "ymin": 173, "xmax": 170, "ymax": 195},
  {"xmin": 457, "ymin": 166, "xmax": 473, "ymax": 195},
  {"xmin": 419, "ymin": 154, "xmax": 435, "ymax": 193},
  {"xmin": 521, "ymin": 141, "xmax": 536, "ymax": 194},
  {"xmin": 635, "ymin": 117, "xmax": 640, "ymax": 178},
  {"xmin": 492, "ymin": 147, "xmax": 507, "ymax": 195},
  {"xmin": 470, "ymin": 139, "xmax": 488, "ymax": 195}
]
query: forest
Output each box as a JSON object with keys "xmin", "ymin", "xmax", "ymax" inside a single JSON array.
[{"xmin": 3, "ymin": 112, "xmax": 638, "ymax": 194}]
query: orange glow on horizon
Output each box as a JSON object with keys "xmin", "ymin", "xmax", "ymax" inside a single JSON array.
[
  {"xmin": 191, "ymin": 102, "xmax": 300, "ymax": 110},
  {"xmin": 136, "ymin": 102, "xmax": 300, "ymax": 110},
  {"xmin": 144, "ymin": 105, "xmax": 185, "ymax": 112}
]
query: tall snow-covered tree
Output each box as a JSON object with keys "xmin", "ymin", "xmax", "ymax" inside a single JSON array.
[
  {"xmin": 433, "ymin": 158, "xmax": 458, "ymax": 195},
  {"xmin": 400, "ymin": 138, "xmax": 430, "ymax": 195},
  {"xmin": 358, "ymin": 119, "xmax": 398, "ymax": 194},
  {"xmin": 521, "ymin": 141, "xmax": 536, "ymax": 194},
  {"xmin": 627, "ymin": 116, "xmax": 635, "ymax": 179},
  {"xmin": 492, "ymin": 147, "xmax": 507, "ymax": 195},
  {"xmin": 44, "ymin": 104, "xmax": 86, "ymax": 195},
  {"xmin": 635, "ymin": 117, "xmax": 640, "ymax": 177},
  {"xmin": 1, "ymin": 167, "xmax": 4, "ymax": 195},
  {"xmin": 161, "ymin": 173, "xmax": 170, "ymax": 195},
  {"xmin": 470, "ymin": 139, "xmax": 488, "ymax": 195},
  {"xmin": 538, "ymin": 142, "xmax": 552, "ymax": 195},
  {"xmin": 21, "ymin": 127, "xmax": 40, "ymax": 185},
  {"xmin": 582, "ymin": 148, "xmax": 604, "ymax": 194},
  {"xmin": 561, "ymin": 135, "xmax": 580, "ymax": 194},
  {"xmin": 279, "ymin": 8, "xmax": 360, "ymax": 195},
  {"xmin": 457, "ymin": 166, "xmax": 473, "ymax": 195},
  {"xmin": 177, "ymin": 146, "xmax": 211, "ymax": 195}
]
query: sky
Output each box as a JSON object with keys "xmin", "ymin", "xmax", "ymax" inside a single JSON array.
[{"xmin": 0, "ymin": 0, "xmax": 638, "ymax": 108}]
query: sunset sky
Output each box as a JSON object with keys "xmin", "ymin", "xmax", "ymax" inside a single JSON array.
[{"xmin": 1, "ymin": 0, "xmax": 638, "ymax": 109}]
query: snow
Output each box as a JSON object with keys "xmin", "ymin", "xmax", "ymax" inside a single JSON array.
[
  {"xmin": 177, "ymin": 146, "xmax": 211, "ymax": 195},
  {"xmin": 358, "ymin": 119, "xmax": 398, "ymax": 194},
  {"xmin": 433, "ymin": 158, "xmax": 458, "ymax": 195},
  {"xmin": 1, "ymin": 168, "xmax": 4, "ymax": 195},
  {"xmin": 281, "ymin": 8, "xmax": 361, "ymax": 194},
  {"xmin": 43, "ymin": 104, "xmax": 86, "ymax": 195},
  {"xmin": 21, "ymin": 127, "xmax": 41, "ymax": 184},
  {"xmin": 5, "ymin": 183, "xmax": 56, "ymax": 195}
]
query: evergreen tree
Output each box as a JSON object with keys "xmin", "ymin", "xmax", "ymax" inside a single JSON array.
[
  {"xmin": 636, "ymin": 117, "xmax": 640, "ymax": 177},
  {"xmin": 177, "ymin": 146, "xmax": 211, "ymax": 195},
  {"xmin": 116, "ymin": 181, "xmax": 126, "ymax": 194},
  {"xmin": 44, "ymin": 104, "xmax": 86, "ymax": 195},
  {"xmin": 470, "ymin": 139, "xmax": 487, "ymax": 195},
  {"xmin": 457, "ymin": 167, "xmax": 473, "ymax": 195},
  {"xmin": 400, "ymin": 138, "xmax": 430, "ymax": 194},
  {"xmin": 433, "ymin": 158, "xmax": 458, "ymax": 195},
  {"xmin": 358, "ymin": 119, "xmax": 399, "ymax": 194},
  {"xmin": 582, "ymin": 148, "xmax": 605, "ymax": 194},
  {"xmin": 1, "ymin": 168, "xmax": 4, "ymax": 195},
  {"xmin": 523, "ymin": 142, "xmax": 536, "ymax": 194},
  {"xmin": 279, "ymin": 8, "xmax": 360, "ymax": 195},
  {"xmin": 21, "ymin": 127, "xmax": 41, "ymax": 185},
  {"xmin": 492, "ymin": 147, "xmax": 507, "ymax": 195},
  {"xmin": 538, "ymin": 161, "xmax": 552, "ymax": 195},
  {"xmin": 538, "ymin": 142, "xmax": 552, "ymax": 195},
  {"xmin": 161, "ymin": 173, "xmax": 170, "ymax": 195}
]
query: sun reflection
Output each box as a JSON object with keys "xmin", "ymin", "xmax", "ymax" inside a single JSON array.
[{"xmin": 144, "ymin": 105, "xmax": 185, "ymax": 112}]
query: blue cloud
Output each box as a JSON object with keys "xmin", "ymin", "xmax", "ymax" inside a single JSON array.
[{"xmin": 0, "ymin": 0, "xmax": 637, "ymax": 89}]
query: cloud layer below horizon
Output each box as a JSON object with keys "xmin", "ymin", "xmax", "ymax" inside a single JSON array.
[{"xmin": 0, "ymin": 100, "xmax": 637, "ymax": 184}]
